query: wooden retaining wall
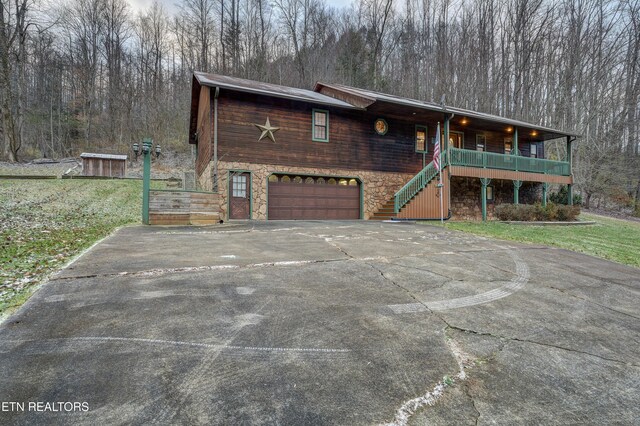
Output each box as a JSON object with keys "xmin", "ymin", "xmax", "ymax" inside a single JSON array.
[{"xmin": 149, "ymin": 190, "xmax": 221, "ymax": 225}]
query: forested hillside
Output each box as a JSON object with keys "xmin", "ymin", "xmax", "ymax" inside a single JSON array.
[{"xmin": 1, "ymin": 0, "xmax": 639, "ymax": 210}]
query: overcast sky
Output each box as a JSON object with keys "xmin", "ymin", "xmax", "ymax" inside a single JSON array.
[{"xmin": 126, "ymin": 0, "xmax": 353, "ymax": 15}]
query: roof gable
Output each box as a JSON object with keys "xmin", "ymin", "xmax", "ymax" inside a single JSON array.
[
  {"xmin": 194, "ymin": 72, "xmax": 359, "ymax": 110},
  {"xmin": 314, "ymin": 82, "xmax": 576, "ymax": 139}
]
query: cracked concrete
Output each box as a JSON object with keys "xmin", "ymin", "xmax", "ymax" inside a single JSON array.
[{"xmin": 1, "ymin": 221, "xmax": 639, "ymax": 425}]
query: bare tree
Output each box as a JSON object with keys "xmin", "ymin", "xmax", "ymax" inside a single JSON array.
[
  {"xmin": 0, "ymin": 0, "xmax": 33, "ymax": 162},
  {"xmin": 102, "ymin": 0, "xmax": 129, "ymax": 147},
  {"xmin": 63, "ymin": 0, "xmax": 105, "ymax": 149},
  {"xmin": 181, "ymin": 0, "xmax": 216, "ymax": 71}
]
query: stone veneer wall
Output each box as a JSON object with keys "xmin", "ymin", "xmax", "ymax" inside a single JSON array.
[
  {"xmin": 450, "ymin": 176, "xmax": 541, "ymax": 220},
  {"xmin": 197, "ymin": 161, "xmax": 415, "ymax": 220}
]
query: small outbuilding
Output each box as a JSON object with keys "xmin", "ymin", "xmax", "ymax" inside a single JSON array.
[{"xmin": 80, "ymin": 153, "xmax": 128, "ymax": 177}]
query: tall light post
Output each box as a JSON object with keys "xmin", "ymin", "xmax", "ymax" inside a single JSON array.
[{"xmin": 133, "ymin": 138, "xmax": 161, "ymax": 225}]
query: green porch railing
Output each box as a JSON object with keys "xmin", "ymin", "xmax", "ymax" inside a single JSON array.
[
  {"xmin": 393, "ymin": 147, "xmax": 571, "ymax": 215},
  {"xmin": 448, "ymin": 147, "xmax": 570, "ymax": 176},
  {"xmin": 394, "ymin": 158, "xmax": 441, "ymax": 213}
]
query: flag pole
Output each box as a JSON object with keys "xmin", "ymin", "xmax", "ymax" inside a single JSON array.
[
  {"xmin": 437, "ymin": 123, "xmax": 444, "ymax": 225},
  {"xmin": 433, "ymin": 122, "xmax": 444, "ymax": 225},
  {"xmin": 439, "ymin": 172, "xmax": 444, "ymax": 225}
]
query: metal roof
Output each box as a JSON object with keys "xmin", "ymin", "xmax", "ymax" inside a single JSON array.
[
  {"xmin": 194, "ymin": 72, "xmax": 360, "ymax": 110},
  {"xmin": 314, "ymin": 83, "xmax": 576, "ymax": 138},
  {"xmin": 80, "ymin": 153, "xmax": 128, "ymax": 160}
]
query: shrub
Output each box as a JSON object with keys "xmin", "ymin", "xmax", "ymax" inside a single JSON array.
[
  {"xmin": 495, "ymin": 202, "xmax": 580, "ymax": 221},
  {"xmin": 549, "ymin": 186, "xmax": 583, "ymax": 206},
  {"xmin": 519, "ymin": 205, "xmax": 536, "ymax": 221},
  {"xmin": 533, "ymin": 204, "xmax": 546, "ymax": 221},
  {"xmin": 495, "ymin": 204, "xmax": 517, "ymax": 221},
  {"xmin": 542, "ymin": 203, "xmax": 558, "ymax": 221},
  {"xmin": 556, "ymin": 204, "xmax": 580, "ymax": 221}
]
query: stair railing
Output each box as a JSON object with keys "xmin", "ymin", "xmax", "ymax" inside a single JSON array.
[{"xmin": 394, "ymin": 150, "xmax": 446, "ymax": 213}]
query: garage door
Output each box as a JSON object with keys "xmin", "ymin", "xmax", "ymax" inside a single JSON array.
[{"xmin": 268, "ymin": 175, "xmax": 360, "ymax": 220}]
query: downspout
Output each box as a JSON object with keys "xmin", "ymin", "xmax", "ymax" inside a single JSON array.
[
  {"xmin": 213, "ymin": 87, "xmax": 220, "ymax": 192},
  {"xmin": 567, "ymin": 135, "xmax": 576, "ymax": 206}
]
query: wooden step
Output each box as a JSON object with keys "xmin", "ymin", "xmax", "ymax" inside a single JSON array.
[
  {"xmin": 149, "ymin": 211, "xmax": 220, "ymax": 226},
  {"xmin": 149, "ymin": 213, "xmax": 190, "ymax": 225},
  {"xmin": 369, "ymin": 216, "xmax": 396, "ymax": 221},
  {"xmin": 370, "ymin": 212, "xmax": 397, "ymax": 218},
  {"xmin": 369, "ymin": 197, "xmax": 398, "ymax": 220}
]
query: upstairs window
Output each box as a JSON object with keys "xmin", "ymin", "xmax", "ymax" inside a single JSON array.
[
  {"xmin": 312, "ymin": 109, "xmax": 329, "ymax": 142},
  {"xmin": 416, "ymin": 125, "xmax": 427, "ymax": 153},
  {"xmin": 504, "ymin": 139, "xmax": 512, "ymax": 154},
  {"xmin": 476, "ymin": 134, "xmax": 486, "ymax": 152},
  {"xmin": 530, "ymin": 143, "xmax": 538, "ymax": 158}
]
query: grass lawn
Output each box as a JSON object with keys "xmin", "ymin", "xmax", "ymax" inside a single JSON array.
[
  {"xmin": 0, "ymin": 179, "xmax": 160, "ymax": 317},
  {"xmin": 444, "ymin": 213, "xmax": 640, "ymax": 268}
]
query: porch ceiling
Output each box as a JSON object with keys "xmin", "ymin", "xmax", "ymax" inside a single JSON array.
[{"xmin": 367, "ymin": 101, "xmax": 569, "ymax": 141}]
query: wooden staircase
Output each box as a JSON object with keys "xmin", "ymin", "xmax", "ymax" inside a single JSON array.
[
  {"xmin": 370, "ymin": 157, "xmax": 450, "ymax": 220},
  {"xmin": 369, "ymin": 198, "xmax": 397, "ymax": 221}
]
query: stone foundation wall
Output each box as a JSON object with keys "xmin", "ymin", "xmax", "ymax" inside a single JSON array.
[
  {"xmin": 197, "ymin": 162, "xmax": 214, "ymax": 193},
  {"xmin": 450, "ymin": 176, "xmax": 541, "ymax": 220},
  {"xmin": 198, "ymin": 160, "xmax": 414, "ymax": 220}
]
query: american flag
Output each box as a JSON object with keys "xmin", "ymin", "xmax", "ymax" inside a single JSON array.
[{"xmin": 433, "ymin": 122, "xmax": 441, "ymax": 171}]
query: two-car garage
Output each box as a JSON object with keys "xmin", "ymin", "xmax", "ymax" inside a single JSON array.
[{"xmin": 267, "ymin": 174, "xmax": 361, "ymax": 220}]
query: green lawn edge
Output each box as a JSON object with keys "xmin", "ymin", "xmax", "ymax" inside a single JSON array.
[
  {"xmin": 0, "ymin": 179, "xmax": 163, "ymax": 319},
  {"xmin": 436, "ymin": 213, "xmax": 640, "ymax": 268}
]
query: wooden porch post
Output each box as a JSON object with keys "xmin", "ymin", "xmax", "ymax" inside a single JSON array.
[
  {"xmin": 443, "ymin": 114, "xmax": 450, "ymax": 155},
  {"xmin": 481, "ymin": 178, "xmax": 491, "ymax": 221},
  {"xmin": 514, "ymin": 128, "xmax": 519, "ymax": 172},
  {"xmin": 513, "ymin": 180, "xmax": 522, "ymax": 204},
  {"xmin": 566, "ymin": 136, "xmax": 573, "ymax": 206}
]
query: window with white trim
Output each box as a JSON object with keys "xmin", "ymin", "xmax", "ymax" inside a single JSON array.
[
  {"xmin": 530, "ymin": 143, "xmax": 538, "ymax": 158},
  {"xmin": 312, "ymin": 109, "xmax": 329, "ymax": 142},
  {"xmin": 416, "ymin": 126, "xmax": 427, "ymax": 152}
]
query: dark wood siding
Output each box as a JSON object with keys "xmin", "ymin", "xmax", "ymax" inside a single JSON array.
[
  {"xmin": 217, "ymin": 91, "xmax": 428, "ymax": 174},
  {"xmin": 195, "ymin": 86, "xmax": 552, "ymax": 181},
  {"xmin": 195, "ymin": 85, "xmax": 212, "ymax": 177},
  {"xmin": 449, "ymin": 123, "xmax": 545, "ymax": 158}
]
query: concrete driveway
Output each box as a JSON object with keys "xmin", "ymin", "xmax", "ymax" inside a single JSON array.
[{"xmin": 1, "ymin": 221, "xmax": 638, "ymax": 425}]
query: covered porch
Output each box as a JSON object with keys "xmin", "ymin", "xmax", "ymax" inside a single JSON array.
[{"xmin": 446, "ymin": 147, "xmax": 573, "ymax": 220}]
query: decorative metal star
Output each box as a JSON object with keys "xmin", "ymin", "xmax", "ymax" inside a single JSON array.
[{"xmin": 254, "ymin": 117, "xmax": 280, "ymax": 142}]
